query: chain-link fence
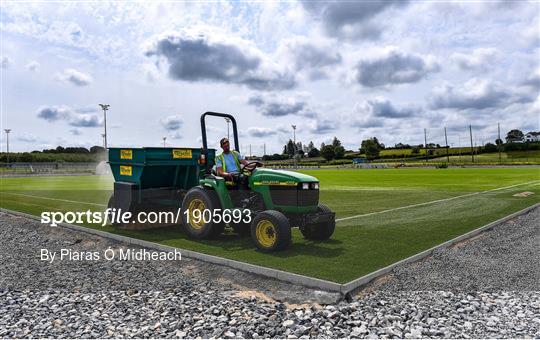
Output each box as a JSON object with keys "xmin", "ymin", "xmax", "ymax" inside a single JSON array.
[{"xmin": 0, "ymin": 162, "xmax": 99, "ymax": 177}]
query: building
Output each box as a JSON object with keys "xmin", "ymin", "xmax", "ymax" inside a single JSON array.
[{"xmin": 525, "ymin": 131, "xmax": 540, "ymax": 142}]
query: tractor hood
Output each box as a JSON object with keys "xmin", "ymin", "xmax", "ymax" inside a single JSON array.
[{"xmin": 250, "ymin": 168, "xmax": 317, "ymax": 186}]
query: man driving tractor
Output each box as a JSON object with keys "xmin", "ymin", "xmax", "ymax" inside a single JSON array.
[{"xmin": 216, "ymin": 137, "xmax": 249, "ymax": 181}]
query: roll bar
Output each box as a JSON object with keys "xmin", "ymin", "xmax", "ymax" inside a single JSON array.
[{"xmin": 200, "ymin": 112, "xmax": 240, "ymax": 173}]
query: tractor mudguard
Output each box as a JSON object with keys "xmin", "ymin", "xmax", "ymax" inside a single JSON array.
[{"xmin": 199, "ymin": 177, "xmax": 234, "ymax": 209}]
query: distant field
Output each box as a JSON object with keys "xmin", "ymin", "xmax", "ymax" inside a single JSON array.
[{"xmin": 1, "ymin": 168, "xmax": 539, "ymax": 283}]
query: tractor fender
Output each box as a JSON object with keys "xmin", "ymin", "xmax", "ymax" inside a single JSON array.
[{"xmin": 198, "ymin": 177, "xmax": 234, "ymax": 209}]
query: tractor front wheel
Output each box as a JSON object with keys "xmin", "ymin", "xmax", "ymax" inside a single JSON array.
[
  {"xmin": 300, "ymin": 203, "xmax": 335, "ymax": 240},
  {"xmin": 182, "ymin": 186, "xmax": 224, "ymax": 239},
  {"xmin": 251, "ymin": 210, "xmax": 291, "ymax": 252}
]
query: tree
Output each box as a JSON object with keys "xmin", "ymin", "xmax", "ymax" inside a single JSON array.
[
  {"xmin": 411, "ymin": 146, "xmax": 420, "ymax": 154},
  {"xmin": 283, "ymin": 139, "xmax": 295, "ymax": 157},
  {"xmin": 360, "ymin": 138, "xmax": 381, "ymax": 160},
  {"xmin": 331, "ymin": 137, "xmax": 342, "ymax": 148},
  {"xmin": 308, "ymin": 147, "xmax": 320, "ymax": 158},
  {"xmin": 495, "ymin": 138, "xmax": 503, "ymax": 145},
  {"xmin": 372, "ymin": 137, "xmax": 385, "ymax": 149},
  {"xmin": 90, "ymin": 146, "xmax": 106, "ymax": 153},
  {"xmin": 307, "ymin": 141, "xmax": 315, "ymax": 152},
  {"xmin": 320, "ymin": 144, "xmax": 335, "ymax": 161},
  {"xmin": 334, "ymin": 145, "xmax": 345, "ymax": 159},
  {"xmin": 506, "ymin": 129, "xmax": 524, "ymax": 143},
  {"xmin": 484, "ymin": 143, "xmax": 497, "ymax": 153}
]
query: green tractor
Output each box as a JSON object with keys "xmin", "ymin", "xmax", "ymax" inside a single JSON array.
[{"xmin": 107, "ymin": 112, "xmax": 335, "ymax": 251}]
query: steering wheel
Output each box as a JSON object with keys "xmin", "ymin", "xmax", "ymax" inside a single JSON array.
[{"xmin": 241, "ymin": 161, "xmax": 263, "ymax": 173}]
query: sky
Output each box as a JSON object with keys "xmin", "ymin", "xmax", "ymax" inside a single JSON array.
[{"xmin": 1, "ymin": 0, "xmax": 539, "ymax": 155}]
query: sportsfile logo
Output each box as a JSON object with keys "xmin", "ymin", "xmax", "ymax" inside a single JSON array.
[
  {"xmin": 40, "ymin": 208, "xmax": 252, "ymax": 227},
  {"xmin": 40, "ymin": 208, "xmax": 183, "ymax": 227}
]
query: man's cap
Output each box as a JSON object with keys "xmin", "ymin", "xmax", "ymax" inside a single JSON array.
[{"xmin": 220, "ymin": 137, "xmax": 229, "ymax": 146}]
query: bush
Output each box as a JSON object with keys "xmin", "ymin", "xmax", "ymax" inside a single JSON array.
[
  {"xmin": 320, "ymin": 145, "xmax": 336, "ymax": 161},
  {"xmin": 483, "ymin": 143, "xmax": 498, "ymax": 153}
]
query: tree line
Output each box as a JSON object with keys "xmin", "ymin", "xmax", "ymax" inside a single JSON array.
[{"xmin": 264, "ymin": 128, "xmax": 539, "ymax": 162}]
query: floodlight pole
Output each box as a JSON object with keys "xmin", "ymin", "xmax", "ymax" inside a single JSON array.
[
  {"xmin": 4, "ymin": 129, "xmax": 11, "ymax": 164},
  {"xmin": 424, "ymin": 128, "xmax": 428, "ymax": 162},
  {"xmin": 497, "ymin": 122, "xmax": 502, "ymax": 164},
  {"xmin": 469, "ymin": 125, "xmax": 474, "ymax": 163},
  {"xmin": 163, "ymin": 136, "xmax": 167, "ymax": 147},
  {"xmin": 292, "ymin": 125, "xmax": 297, "ymax": 169},
  {"xmin": 101, "ymin": 134, "xmax": 106, "ymax": 148},
  {"xmin": 225, "ymin": 117, "xmax": 231, "ymax": 140},
  {"xmin": 99, "ymin": 104, "xmax": 109, "ymax": 149},
  {"xmin": 444, "ymin": 127, "xmax": 449, "ymax": 163}
]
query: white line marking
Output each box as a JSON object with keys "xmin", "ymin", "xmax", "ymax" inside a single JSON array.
[
  {"xmin": 336, "ymin": 180, "xmax": 540, "ymax": 222},
  {"xmin": 2, "ymin": 192, "xmax": 107, "ymax": 207}
]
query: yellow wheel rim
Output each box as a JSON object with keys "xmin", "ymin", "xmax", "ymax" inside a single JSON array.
[
  {"xmin": 255, "ymin": 219, "xmax": 277, "ymax": 248},
  {"xmin": 187, "ymin": 198, "xmax": 206, "ymax": 230}
]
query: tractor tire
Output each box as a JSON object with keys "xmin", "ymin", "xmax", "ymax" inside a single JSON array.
[
  {"xmin": 106, "ymin": 194, "xmax": 120, "ymax": 227},
  {"xmin": 300, "ymin": 203, "xmax": 335, "ymax": 241},
  {"xmin": 251, "ymin": 210, "xmax": 291, "ymax": 252},
  {"xmin": 182, "ymin": 186, "xmax": 224, "ymax": 239}
]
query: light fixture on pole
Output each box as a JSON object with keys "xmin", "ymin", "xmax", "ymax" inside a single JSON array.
[
  {"xmin": 291, "ymin": 125, "xmax": 297, "ymax": 153},
  {"xmin": 4, "ymin": 129, "xmax": 11, "ymax": 164},
  {"xmin": 98, "ymin": 104, "xmax": 109, "ymax": 149},
  {"xmin": 163, "ymin": 136, "xmax": 167, "ymax": 147},
  {"xmin": 225, "ymin": 117, "xmax": 231, "ymax": 140}
]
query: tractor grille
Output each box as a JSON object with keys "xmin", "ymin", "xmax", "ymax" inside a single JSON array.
[
  {"xmin": 269, "ymin": 188, "xmax": 297, "ymax": 206},
  {"xmin": 269, "ymin": 186, "xmax": 319, "ymax": 207},
  {"xmin": 298, "ymin": 189, "xmax": 318, "ymax": 206}
]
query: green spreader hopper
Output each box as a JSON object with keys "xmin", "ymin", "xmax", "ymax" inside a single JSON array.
[{"xmin": 108, "ymin": 147, "xmax": 216, "ymax": 215}]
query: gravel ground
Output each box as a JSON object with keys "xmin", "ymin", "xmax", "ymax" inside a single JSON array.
[
  {"xmin": 0, "ymin": 207, "xmax": 539, "ymax": 338},
  {"xmin": 374, "ymin": 205, "xmax": 540, "ymax": 292}
]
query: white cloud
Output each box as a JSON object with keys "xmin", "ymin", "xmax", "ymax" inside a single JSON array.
[
  {"xmin": 56, "ymin": 69, "xmax": 93, "ymax": 86},
  {"xmin": 308, "ymin": 118, "xmax": 338, "ymax": 134},
  {"xmin": 37, "ymin": 105, "xmax": 71, "ymax": 122},
  {"xmin": 277, "ymin": 36, "xmax": 342, "ymax": 80},
  {"xmin": 354, "ymin": 47, "xmax": 440, "ymax": 87},
  {"xmin": 451, "ymin": 48, "xmax": 498, "ymax": 71},
  {"xmin": 69, "ymin": 114, "xmax": 102, "ymax": 127},
  {"xmin": 1, "ymin": 56, "xmax": 10, "ymax": 68},
  {"xmin": 356, "ymin": 97, "xmax": 418, "ymax": 118},
  {"xmin": 160, "ymin": 115, "xmax": 183, "ymax": 131},
  {"xmin": 428, "ymin": 78, "xmax": 512, "ymax": 111},
  {"xmin": 247, "ymin": 127, "xmax": 276, "ymax": 137},
  {"xmin": 144, "ymin": 26, "xmax": 296, "ymax": 90},
  {"xmin": 36, "ymin": 105, "xmax": 102, "ymax": 127},
  {"xmin": 26, "ymin": 60, "xmax": 40, "ymax": 72},
  {"xmin": 247, "ymin": 92, "xmax": 312, "ymax": 117},
  {"xmin": 300, "ymin": 1, "xmax": 408, "ymax": 40}
]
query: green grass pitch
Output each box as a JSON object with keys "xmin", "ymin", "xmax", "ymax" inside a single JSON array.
[{"xmin": 1, "ymin": 168, "xmax": 539, "ymax": 283}]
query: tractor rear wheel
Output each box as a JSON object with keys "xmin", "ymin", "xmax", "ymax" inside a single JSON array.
[
  {"xmin": 300, "ymin": 203, "xmax": 335, "ymax": 240},
  {"xmin": 106, "ymin": 194, "xmax": 120, "ymax": 227},
  {"xmin": 251, "ymin": 210, "xmax": 291, "ymax": 252},
  {"xmin": 182, "ymin": 186, "xmax": 224, "ymax": 239}
]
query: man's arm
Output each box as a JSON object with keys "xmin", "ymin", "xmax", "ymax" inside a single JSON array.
[
  {"xmin": 238, "ymin": 153, "xmax": 249, "ymax": 166},
  {"xmin": 217, "ymin": 166, "xmax": 235, "ymax": 180},
  {"xmin": 215, "ymin": 158, "xmax": 231, "ymax": 179}
]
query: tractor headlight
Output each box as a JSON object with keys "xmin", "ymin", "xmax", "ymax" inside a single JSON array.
[
  {"xmin": 311, "ymin": 182, "xmax": 319, "ymax": 190},
  {"xmin": 302, "ymin": 183, "xmax": 310, "ymax": 190}
]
